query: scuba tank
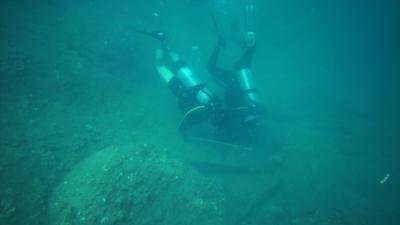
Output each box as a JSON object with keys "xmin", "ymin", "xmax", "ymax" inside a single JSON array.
[
  {"xmin": 138, "ymin": 30, "xmax": 224, "ymax": 136},
  {"xmin": 237, "ymin": 67, "xmax": 259, "ymax": 107},
  {"xmin": 234, "ymin": 67, "xmax": 260, "ymax": 128},
  {"xmin": 155, "ymin": 46, "xmax": 223, "ymax": 136},
  {"xmin": 155, "ymin": 48, "xmax": 215, "ymax": 108}
]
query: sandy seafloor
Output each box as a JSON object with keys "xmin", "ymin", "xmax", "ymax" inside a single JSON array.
[{"xmin": 0, "ymin": 0, "xmax": 399, "ymax": 225}]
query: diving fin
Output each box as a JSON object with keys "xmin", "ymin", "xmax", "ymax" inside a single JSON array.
[
  {"xmin": 211, "ymin": 11, "xmax": 227, "ymax": 49},
  {"xmin": 245, "ymin": 3, "xmax": 256, "ymax": 30}
]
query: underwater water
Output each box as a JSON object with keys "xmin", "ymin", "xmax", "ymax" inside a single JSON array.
[{"xmin": 0, "ymin": 0, "xmax": 399, "ymax": 224}]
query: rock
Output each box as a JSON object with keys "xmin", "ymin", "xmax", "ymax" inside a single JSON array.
[{"xmin": 48, "ymin": 145, "xmax": 224, "ymax": 225}]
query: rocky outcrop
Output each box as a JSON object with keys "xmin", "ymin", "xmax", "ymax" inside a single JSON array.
[{"xmin": 48, "ymin": 145, "xmax": 225, "ymax": 225}]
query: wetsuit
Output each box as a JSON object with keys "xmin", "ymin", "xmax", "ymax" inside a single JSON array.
[{"xmin": 207, "ymin": 40, "xmax": 260, "ymax": 132}]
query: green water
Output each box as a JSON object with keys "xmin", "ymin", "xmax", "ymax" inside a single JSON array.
[{"xmin": 0, "ymin": 0, "xmax": 399, "ymax": 225}]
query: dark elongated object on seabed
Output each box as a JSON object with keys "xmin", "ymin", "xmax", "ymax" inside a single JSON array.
[
  {"xmin": 135, "ymin": 29, "xmax": 166, "ymax": 42},
  {"xmin": 190, "ymin": 161, "xmax": 258, "ymax": 176}
]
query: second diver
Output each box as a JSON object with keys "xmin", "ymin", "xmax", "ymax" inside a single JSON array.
[{"xmin": 151, "ymin": 3, "xmax": 261, "ymax": 145}]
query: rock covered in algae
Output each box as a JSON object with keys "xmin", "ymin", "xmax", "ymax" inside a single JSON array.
[{"xmin": 48, "ymin": 145, "xmax": 225, "ymax": 225}]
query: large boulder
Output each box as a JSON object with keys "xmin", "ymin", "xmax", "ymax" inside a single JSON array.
[{"xmin": 48, "ymin": 145, "xmax": 225, "ymax": 225}]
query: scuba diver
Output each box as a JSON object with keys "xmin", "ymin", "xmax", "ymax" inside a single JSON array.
[
  {"xmin": 207, "ymin": 3, "xmax": 261, "ymax": 141},
  {"xmin": 140, "ymin": 3, "xmax": 260, "ymax": 145},
  {"xmin": 140, "ymin": 31, "xmax": 225, "ymax": 138}
]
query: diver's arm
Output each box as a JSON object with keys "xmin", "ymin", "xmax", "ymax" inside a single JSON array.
[
  {"xmin": 244, "ymin": 2, "xmax": 256, "ymax": 48},
  {"xmin": 207, "ymin": 39, "xmax": 233, "ymax": 88},
  {"xmin": 207, "ymin": 38, "xmax": 224, "ymax": 74},
  {"xmin": 236, "ymin": 45, "xmax": 255, "ymax": 69},
  {"xmin": 235, "ymin": 2, "xmax": 256, "ymax": 70}
]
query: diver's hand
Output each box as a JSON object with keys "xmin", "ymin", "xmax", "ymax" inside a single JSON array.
[{"xmin": 244, "ymin": 31, "xmax": 256, "ymax": 48}]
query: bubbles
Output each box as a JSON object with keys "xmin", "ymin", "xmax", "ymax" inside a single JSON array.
[{"xmin": 379, "ymin": 173, "xmax": 390, "ymax": 184}]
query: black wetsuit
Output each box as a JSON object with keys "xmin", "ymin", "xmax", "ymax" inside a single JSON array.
[{"xmin": 207, "ymin": 41, "xmax": 258, "ymax": 131}]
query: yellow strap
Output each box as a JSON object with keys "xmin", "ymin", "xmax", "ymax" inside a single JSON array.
[
  {"xmin": 188, "ymin": 136, "xmax": 252, "ymax": 151},
  {"xmin": 179, "ymin": 105, "xmax": 206, "ymax": 129}
]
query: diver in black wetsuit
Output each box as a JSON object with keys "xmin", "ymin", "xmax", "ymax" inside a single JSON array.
[
  {"xmin": 151, "ymin": 34, "xmax": 225, "ymax": 137},
  {"xmin": 147, "ymin": 3, "xmax": 260, "ymax": 142},
  {"xmin": 207, "ymin": 3, "xmax": 261, "ymax": 138}
]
